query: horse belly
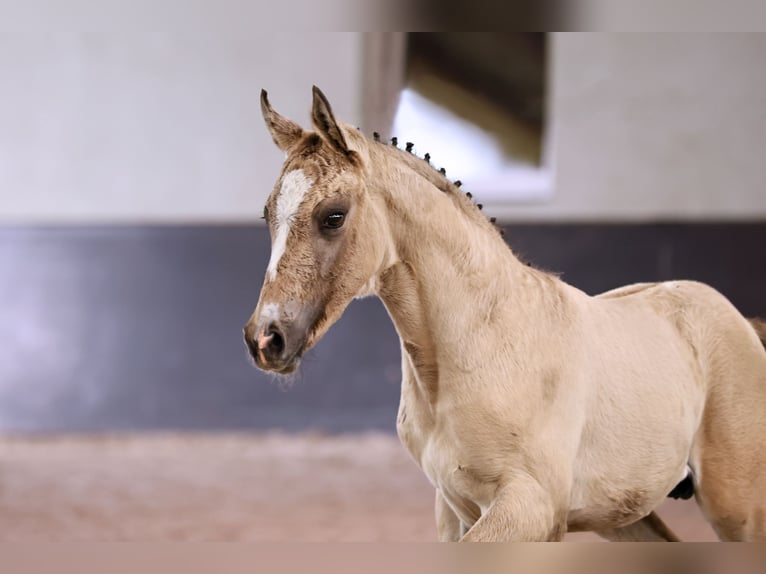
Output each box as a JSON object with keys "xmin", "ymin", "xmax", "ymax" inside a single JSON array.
[
  {"xmin": 567, "ymin": 462, "xmax": 690, "ymax": 531},
  {"xmin": 568, "ymin": 368, "xmax": 703, "ymax": 530}
]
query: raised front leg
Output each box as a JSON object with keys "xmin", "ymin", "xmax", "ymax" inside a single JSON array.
[
  {"xmin": 435, "ymin": 489, "xmax": 463, "ymax": 542},
  {"xmin": 596, "ymin": 512, "xmax": 680, "ymax": 541},
  {"xmin": 460, "ymin": 474, "xmax": 565, "ymax": 542}
]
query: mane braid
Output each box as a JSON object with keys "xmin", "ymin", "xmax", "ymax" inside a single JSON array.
[{"xmin": 365, "ymin": 131, "xmax": 507, "ymax": 240}]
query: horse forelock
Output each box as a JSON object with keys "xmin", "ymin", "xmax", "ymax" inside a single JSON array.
[{"xmin": 279, "ymin": 132, "xmax": 362, "ymax": 186}]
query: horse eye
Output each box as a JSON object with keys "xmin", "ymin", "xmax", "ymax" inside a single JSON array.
[{"xmin": 323, "ymin": 212, "xmax": 346, "ymax": 229}]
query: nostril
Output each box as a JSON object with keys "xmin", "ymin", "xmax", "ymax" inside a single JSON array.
[
  {"xmin": 245, "ymin": 332, "xmax": 260, "ymax": 358},
  {"xmin": 266, "ymin": 325, "xmax": 285, "ymax": 357}
]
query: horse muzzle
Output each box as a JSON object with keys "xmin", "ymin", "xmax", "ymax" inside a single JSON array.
[{"xmin": 243, "ymin": 303, "xmax": 317, "ymax": 374}]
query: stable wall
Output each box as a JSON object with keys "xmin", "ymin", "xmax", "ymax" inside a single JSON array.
[
  {"xmin": 1, "ymin": 28, "xmax": 764, "ymax": 222},
  {"xmin": 499, "ymin": 33, "xmax": 766, "ymax": 221},
  {"xmin": 0, "ymin": 3, "xmax": 361, "ymax": 222}
]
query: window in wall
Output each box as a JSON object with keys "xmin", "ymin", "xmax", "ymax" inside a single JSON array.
[{"xmin": 365, "ymin": 33, "xmax": 552, "ymax": 204}]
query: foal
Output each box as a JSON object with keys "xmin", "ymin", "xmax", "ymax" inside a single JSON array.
[{"xmin": 244, "ymin": 87, "xmax": 766, "ymax": 542}]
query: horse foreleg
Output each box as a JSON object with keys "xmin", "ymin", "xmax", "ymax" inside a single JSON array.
[
  {"xmin": 435, "ymin": 489, "xmax": 463, "ymax": 542},
  {"xmin": 596, "ymin": 511, "xmax": 680, "ymax": 541},
  {"xmin": 460, "ymin": 475, "xmax": 565, "ymax": 542}
]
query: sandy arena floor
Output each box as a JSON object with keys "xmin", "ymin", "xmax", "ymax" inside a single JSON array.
[{"xmin": 0, "ymin": 433, "xmax": 717, "ymax": 541}]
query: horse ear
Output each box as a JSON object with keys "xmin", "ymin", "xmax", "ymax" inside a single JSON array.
[
  {"xmin": 260, "ymin": 89, "xmax": 304, "ymax": 152},
  {"xmin": 311, "ymin": 86, "xmax": 349, "ymax": 154}
]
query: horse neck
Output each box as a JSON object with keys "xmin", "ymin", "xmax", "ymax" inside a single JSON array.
[{"xmin": 366, "ymin": 151, "xmax": 564, "ymax": 400}]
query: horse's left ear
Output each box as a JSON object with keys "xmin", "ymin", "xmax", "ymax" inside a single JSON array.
[{"xmin": 311, "ymin": 86, "xmax": 350, "ymax": 154}]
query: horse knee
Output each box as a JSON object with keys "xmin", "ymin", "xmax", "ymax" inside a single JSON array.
[
  {"xmin": 461, "ymin": 513, "xmax": 564, "ymax": 542},
  {"xmin": 460, "ymin": 476, "xmax": 565, "ymax": 542}
]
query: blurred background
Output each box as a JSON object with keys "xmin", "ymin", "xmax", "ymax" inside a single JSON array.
[{"xmin": 1, "ymin": 7, "xmax": 765, "ymax": 540}]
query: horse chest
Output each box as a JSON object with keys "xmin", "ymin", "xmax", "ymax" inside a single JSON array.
[
  {"xmin": 396, "ymin": 398, "xmax": 497, "ymax": 522},
  {"xmin": 422, "ymin": 436, "xmax": 501, "ymax": 526},
  {"xmin": 395, "ymin": 395, "xmax": 430, "ymax": 465}
]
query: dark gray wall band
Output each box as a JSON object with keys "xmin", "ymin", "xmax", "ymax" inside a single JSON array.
[{"xmin": 0, "ymin": 224, "xmax": 763, "ymax": 433}]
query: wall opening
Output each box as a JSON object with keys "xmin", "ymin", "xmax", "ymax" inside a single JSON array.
[{"xmin": 388, "ymin": 33, "xmax": 553, "ymax": 204}]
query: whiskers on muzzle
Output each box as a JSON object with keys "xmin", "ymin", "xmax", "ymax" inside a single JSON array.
[
  {"xmin": 242, "ymin": 333, "xmax": 307, "ymax": 390},
  {"xmin": 243, "ymin": 318, "xmax": 308, "ymax": 376}
]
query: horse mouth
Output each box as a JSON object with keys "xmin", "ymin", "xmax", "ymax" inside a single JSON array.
[
  {"xmin": 251, "ymin": 342, "xmax": 305, "ymax": 376},
  {"xmin": 271, "ymin": 351, "xmax": 303, "ymax": 375},
  {"xmin": 268, "ymin": 317, "xmax": 327, "ymax": 375},
  {"xmin": 245, "ymin": 303, "xmax": 326, "ymax": 377}
]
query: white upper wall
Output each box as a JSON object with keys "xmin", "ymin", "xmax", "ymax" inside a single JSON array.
[
  {"xmin": 1, "ymin": 26, "xmax": 765, "ymax": 222},
  {"xmin": 497, "ymin": 33, "xmax": 766, "ymax": 221},
  {"xmin": 0, "ymin": 2, "xmax": 361, "ymax": 222}
]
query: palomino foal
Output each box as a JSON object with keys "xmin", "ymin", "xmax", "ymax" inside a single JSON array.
[{"xmin": 244, "ymin": 87, "xmax": 766, "ymax": 542}]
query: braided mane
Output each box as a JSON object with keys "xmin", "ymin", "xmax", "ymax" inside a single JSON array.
[{"xmin": 367, "ymin": 130, "xmax": 503, "ymax": 237}]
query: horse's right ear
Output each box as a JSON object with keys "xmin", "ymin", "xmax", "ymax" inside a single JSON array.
[{"xmin": 260, "ymin": 89, "xmax": 305, "ymax": 152}]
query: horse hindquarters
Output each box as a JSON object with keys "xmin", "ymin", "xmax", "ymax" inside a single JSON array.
[{"xmin": 692, "ymin": 315, "xmax": 766, "ymax": 541}]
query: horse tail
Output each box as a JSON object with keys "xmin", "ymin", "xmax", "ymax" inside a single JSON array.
[{"xmin": 751, "ymin": 318, "xmax": 766, "ymax": 350}]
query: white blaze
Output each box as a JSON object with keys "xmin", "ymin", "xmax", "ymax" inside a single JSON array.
[
  {"xmin": 266, "ymin": 169, "xmax": 313, "ymax": 282},
  {"xmin": 260, "ymin": 303, "xmax": 280, "ymax": 323}
]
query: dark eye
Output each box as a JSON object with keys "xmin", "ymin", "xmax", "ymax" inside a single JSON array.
[
  {"xmin": 323, "ymin": 212, "xmax": 346, "ymax": 229},
  {"xmin": 262, "ymin": 205, "xmax": 269, "ymax": 221}
]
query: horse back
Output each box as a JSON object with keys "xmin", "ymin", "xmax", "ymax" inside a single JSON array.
[
  {"xmin": 597, "ymin": 280, "xmax": 761, "ymax": 354},
  {"xmin": 593, "ymin": 279, "xmax": 766, "ymax": 404}
]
